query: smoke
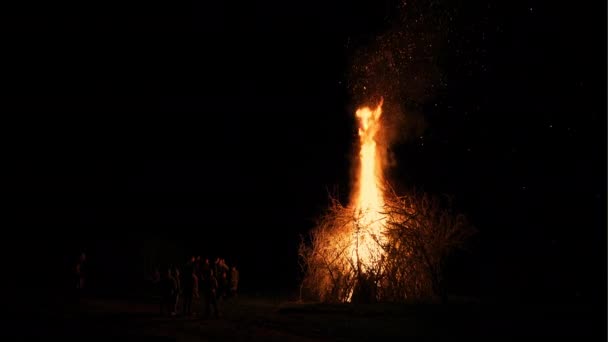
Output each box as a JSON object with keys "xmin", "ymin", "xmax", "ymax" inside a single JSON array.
[{"xmin": 347, "ymin": 0, "xmax": 451, "ymax": 161}]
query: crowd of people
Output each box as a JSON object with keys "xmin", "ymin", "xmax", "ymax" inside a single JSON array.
[
  {"xmin": 70, "ymin": 252, "xmax": 239, "ymax": 319},
  {"xmin": 152, "ymin": 256, "xmax": 239, "ymax": 318}
]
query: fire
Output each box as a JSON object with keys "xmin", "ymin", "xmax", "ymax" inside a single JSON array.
[{"xmin": 351, "ymin": 99, "xmax": 387, "ymax": 271}]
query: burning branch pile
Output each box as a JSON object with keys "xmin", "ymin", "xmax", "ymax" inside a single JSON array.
[
  {"xmin": 298, "ymin": 197, "xmax": 359, "ymax": 303},
  {"xmin": 382, "ymin": 189, "xmax": 476, "ymax": 301},
  {"xmin": 299, "ymin": 189, "xmax": 475, "ymax": 303}
]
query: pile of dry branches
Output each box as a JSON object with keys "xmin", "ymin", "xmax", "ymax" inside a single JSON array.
[{"xmin": 298, "ymin": 187, "xmax": 475, "ymax": 303}]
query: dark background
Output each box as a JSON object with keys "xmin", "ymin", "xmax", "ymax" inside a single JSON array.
[{"xmin": 2, "ymin": 0, "xmax": 605, "ymax": 314}]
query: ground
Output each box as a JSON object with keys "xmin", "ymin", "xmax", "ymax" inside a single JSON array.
[{"xmin": 9, "ymin": 294, "xmax": 603, "ymax": 341}]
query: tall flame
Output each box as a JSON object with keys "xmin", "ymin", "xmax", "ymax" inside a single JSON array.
[{"xmin": 351, "ymin": 99, "xmax": 387, "ymax": 271}]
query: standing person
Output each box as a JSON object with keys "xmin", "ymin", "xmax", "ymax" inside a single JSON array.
[
  {"xmin": 219, "ymin": 259, "xmax": 229, "ymax": 299},
  {"xmin": 192, "ymin": 269, "xmax": 199, "ymax": 314},
  {"xmin": 172, "ymin": 267, "xmax": 181, "ymax": 316},
  {"xmin": 219, "ymin": 270, "xmax": 228, "ymax": 301},
  {"xmin": 198, "ymin": 258, "xmax": 209, "ymax": 304},
  {"xmin": 159, "ymin": 268, "xmax": 177, "ymax": 316},
  {"xmin": 230, "ymin": 265, "xmax": 239, "ymax": 298},
  {"xmin": 195, "ymin": 256, "xmax": 201, "ymax": 277},
  {"xmin": 73, "ymin": 252, "xmax": 86, "ymax": 303},
  {"xmin": 182, "ymin": 258, "xmax": 194, "ymax": 316},
  {"xmin": 202, "ymin": 269, "xmax": 219, "ymax": 319}
]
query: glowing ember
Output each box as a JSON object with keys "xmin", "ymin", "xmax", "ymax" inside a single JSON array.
[{"xmin": 351, "ymin": 98, "xmax": 387, "ymax": 272}]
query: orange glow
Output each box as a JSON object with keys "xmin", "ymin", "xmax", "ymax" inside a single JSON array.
[{"xmin": 351, "ymin": 99, "xmax": 387, "ymax": 271}]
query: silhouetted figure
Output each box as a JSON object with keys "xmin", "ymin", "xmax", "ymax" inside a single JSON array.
[
  {"xmin": 159, "ymin": 268, "xmax": 178, "ymax": 316},
  {"xmin": 172, "ymin": 267, "xmax": 181, "ymax": 315},
  {"xmin": 196, "ymin": 258, "xmax": 210, "ymax": 316},
  {"xmin": 182, "ymin": 258, "xmax": 195, "ymax": 316},
  {"xmin": 202, "ymin": 269, "xmax": 219, "ymax": 319},
  {"xmin": 214, "ymin": 258, "xmax": 229, "ymax": 300},
  {"xmin": 192, "ymin": 271, "xmax": 199, "ymax": 316},
  {"xmin": 73, "ymin": 252, "xmax": 86, "ymax": 303},
  {"xmin": 195, "ymin": 256, "xmax": 201, "ymax": 276},
  {"xmin": 230, "ymin": 265, "xmax": 239, "ymax": 298},
  {"xmin": 218, "ymin": 270, "xmax": 228, "ymax": 301},
  {"xmin": 193, "ymin": 272, "xmax": 199, "ymax": 299}
]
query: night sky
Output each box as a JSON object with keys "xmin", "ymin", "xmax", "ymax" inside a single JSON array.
[{"xmin": 4, "ymin": 1, "xmax": 606, "ymax": 306}]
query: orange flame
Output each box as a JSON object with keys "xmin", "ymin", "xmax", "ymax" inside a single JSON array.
[{"xmin": 351, "ymin": 98, "xmax": 387, "ymax": 271}]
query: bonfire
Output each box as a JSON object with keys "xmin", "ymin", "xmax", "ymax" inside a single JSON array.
[{"xmin": 299, "ymin": 99, "xmax": 475, "ymax": 304}]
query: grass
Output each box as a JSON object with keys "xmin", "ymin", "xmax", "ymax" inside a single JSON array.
[{"xmin": 11, "ymin": 293, "xmax": 603, "ymax": 341}]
